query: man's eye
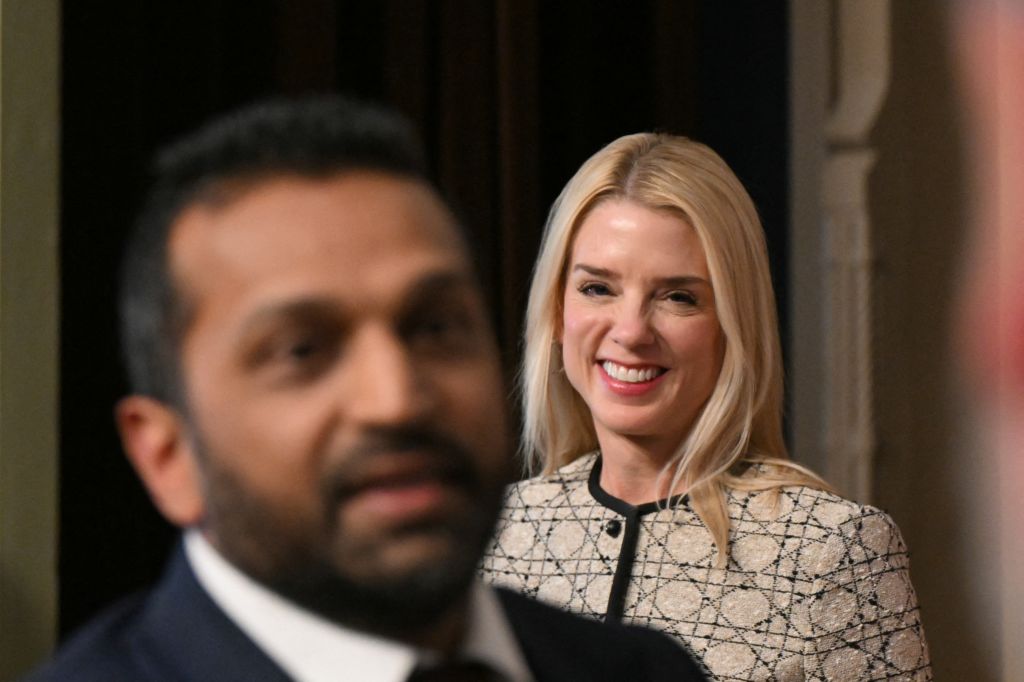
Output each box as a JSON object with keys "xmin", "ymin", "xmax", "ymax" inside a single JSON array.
[
  {"xmin": 242, "ymin": 324, "xmax": 340, "ymax": 385},
  {"xmin": 270, "ymin": 332, "xmax": 334, "ymax": 373},
  {"xmin": 415, "ymin": 315, "xmax": 468, "ymax": 340},
  {"xmin": 285, "ymin": 338, "xmax": 320, "ymax": 360},
  {"xmin": 405, "ymin": 310, "xmax": 478, "ymax": 352},
  {"xmin": 579, "ymin": 282, "xmax": 611, "ymax": 297}
]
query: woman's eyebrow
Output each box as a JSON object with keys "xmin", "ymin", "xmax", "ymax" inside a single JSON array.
[
  {"xmin": 654, "ymin": 275, "xmax": 711, "ymax": 288},
  {"xmin": 572, "ymin": 264, "xmax": 616, "ymax": 277},
  {"xmin": 572, "ymin": 264, "xmax": 709, "ymax": 288}
]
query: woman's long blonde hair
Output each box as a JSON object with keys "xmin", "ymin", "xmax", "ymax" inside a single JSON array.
[{"xmin": 521, "ymin": 133, "xmax": 830, "ymax": 564}]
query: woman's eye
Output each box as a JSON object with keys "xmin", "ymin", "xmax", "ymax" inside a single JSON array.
[
  {"xmin": 667, "ymin": 291, "xmax": 697, "ymax": 305},
  {"xmin": 580, "ymin": 282, "xmax": 611, "ymax": 297}
]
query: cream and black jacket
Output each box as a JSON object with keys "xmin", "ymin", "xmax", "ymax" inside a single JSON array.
[{"xmin": 480, "ymin": 452, "xmax": 932, "ymax": 681}]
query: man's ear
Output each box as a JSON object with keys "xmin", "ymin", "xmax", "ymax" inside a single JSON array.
[{"xmin": 115, "ymin": 395, "xmax": 204, "ymax": 528}]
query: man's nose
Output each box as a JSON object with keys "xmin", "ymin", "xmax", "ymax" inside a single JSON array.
[
  {"xmin": 343, "ymin": 326, "xmax": 435, "ymax": 426},
  {"xmin": 609, "ymin": 298, "xmax": 656, "ymax": 348}
]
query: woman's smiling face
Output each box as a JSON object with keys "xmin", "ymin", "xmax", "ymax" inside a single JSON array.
[{"xmin": 560, "ymin": 199, "xmax": 725, "ymax": 459}]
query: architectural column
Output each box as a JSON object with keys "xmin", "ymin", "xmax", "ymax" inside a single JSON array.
[
  {"xmin": 791, "ymin": 0, "xmax": 890, "ymax": 501},
  {"xmin": 820, "ymin": 0, "xmax": 889, "ymax": 501}
]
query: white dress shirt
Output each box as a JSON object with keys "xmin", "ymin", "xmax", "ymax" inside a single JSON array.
[{"xmin": 185, "ymin": 530, "xmax": 532, "ymax": 682}]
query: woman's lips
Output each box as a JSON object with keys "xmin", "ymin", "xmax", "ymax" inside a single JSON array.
[{"xmin": 598, "ymin": 360, "xmax": 668, "ymax": 396}]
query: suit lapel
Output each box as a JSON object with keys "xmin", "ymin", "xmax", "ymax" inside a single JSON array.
[
  {"xmin": 132, "ymin": 547, "xmax": 294, "ymax": 681},
  {"xmin": 494, "ymin": 588, "xmax": 585, "ymax": 681}
]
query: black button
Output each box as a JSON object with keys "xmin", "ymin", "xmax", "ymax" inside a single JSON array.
[{"xmin": 605, "ymin": 519, "xmax": 622, "ymax": 538}]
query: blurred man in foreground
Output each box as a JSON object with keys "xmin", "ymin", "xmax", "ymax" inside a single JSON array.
[{"xmin": 27, "ymin": 97, "xmax": 704, "ymax": 681}]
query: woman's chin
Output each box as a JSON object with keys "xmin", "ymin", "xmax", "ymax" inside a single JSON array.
[{"xmin": 593, "ymin": 417, "xmax": 689, "ymax": 453}]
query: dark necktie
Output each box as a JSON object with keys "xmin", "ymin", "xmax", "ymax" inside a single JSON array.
[{"xmin": 405, "ymin": 659, "xmax": 507, "ymax": 682}]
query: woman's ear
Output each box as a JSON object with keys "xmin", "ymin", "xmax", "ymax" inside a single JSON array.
[{"xmin": 115, "ymin": 395, "xmax": 205, "ymax": 527}]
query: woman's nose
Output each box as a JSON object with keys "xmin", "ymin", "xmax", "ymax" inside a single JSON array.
[{"xmin": 609, "ymin": 300, "xmax": 655, "ymax": 348}]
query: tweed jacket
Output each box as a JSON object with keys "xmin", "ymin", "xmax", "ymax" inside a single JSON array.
[{"xmin": 480, "ymin": 452, "xmax": 932, "ymax": 681}]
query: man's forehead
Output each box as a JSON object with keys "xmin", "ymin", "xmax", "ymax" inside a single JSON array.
[
  {"xmin": 166, "ymin": 172, "xmax": 474, "ymax": 321},
  {"xmin": 172, "ymin": 173, "xmax": 466, "ymax": 272},
  {"xmin": 238, "ymin": 268, "xmax": 481, "ymax": 333}
]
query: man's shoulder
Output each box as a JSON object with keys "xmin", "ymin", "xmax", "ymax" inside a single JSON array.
[
  {"xmin": 22, "ymin": 594, "xmax": 154, "ymax": 681},
  {"xmin": 22, "ymin": 550, "xmax": 290, "ymax": 682},
  {"xmin": 494, "ymin": 587, "xmax": 706, "ymax": 681}
]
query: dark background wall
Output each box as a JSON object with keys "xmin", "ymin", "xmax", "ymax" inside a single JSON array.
[{"xmin": 59, "ymin": 0, "xmax": 789, "ymax": 634}]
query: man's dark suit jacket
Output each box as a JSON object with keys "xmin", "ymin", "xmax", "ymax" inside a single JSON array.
[{"xmin": 25, "ymin": 548, "xmax": 706, "ymax": 681}]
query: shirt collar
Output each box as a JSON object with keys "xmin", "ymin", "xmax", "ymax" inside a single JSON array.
[
  {"xmin": 184, "ymin": 530, "xmax": 532, "ymax": 682},
  {"xmin": 462, "ymin": 582, "xmax": 534, "ymax": 682}
]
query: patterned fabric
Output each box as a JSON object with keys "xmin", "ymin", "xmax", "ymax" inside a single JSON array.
[{"xmin": 480, "ymin": 453, "xmax": 932, "ymax": 681}]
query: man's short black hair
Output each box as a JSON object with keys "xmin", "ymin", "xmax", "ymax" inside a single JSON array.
[{"xmin": 120, "ymin": 95, "xmax": 429, "ymax": 405}]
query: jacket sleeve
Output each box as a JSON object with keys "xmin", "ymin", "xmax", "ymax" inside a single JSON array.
[{"xmin": 804, "ymin": 507, "xmax": 932, "ymax": 681}]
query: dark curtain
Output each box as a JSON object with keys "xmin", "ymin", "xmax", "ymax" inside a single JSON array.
[
  {"xmin": 273, "ymin": 1, "xmax": 707, "ymax": 372},
  {"xmin": 59, "ymin": 0, "xmax": 788, "ymax": 634}
]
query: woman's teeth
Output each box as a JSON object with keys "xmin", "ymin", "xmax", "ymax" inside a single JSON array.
[{"xmin": 602, "ymin": 361, "xmax": 664, "ymax": 383}]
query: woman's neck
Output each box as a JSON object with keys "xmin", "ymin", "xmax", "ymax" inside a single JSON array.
[{"xmin": 596, "ymin": 430, "xmax": 686, "ymax": 505}]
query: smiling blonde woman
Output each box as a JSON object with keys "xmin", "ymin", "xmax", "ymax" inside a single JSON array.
[{"xmin": 480, "ymin": 133, "xmax": 932, "ymax": 681}]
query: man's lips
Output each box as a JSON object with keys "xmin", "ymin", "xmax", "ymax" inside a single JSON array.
[
  {"xmin": 344, "ymin": 479, "xmax": 452, "ymax": 522},
  {"xmin": 331, "ymin": 456, "xmax": 472, "ymax": 525}
]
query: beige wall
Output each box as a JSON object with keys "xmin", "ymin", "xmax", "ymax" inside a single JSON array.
[
  {"xmin": 870, "ymin": 2, "xmax": 995, "ymax": 679},
  {"xmin": 0, "ymin": 1, "xmax": 60, "ymax": 680},
  {"xmin": 791, "ymin": 1, "xmax": 1004, "ymax": 679}
]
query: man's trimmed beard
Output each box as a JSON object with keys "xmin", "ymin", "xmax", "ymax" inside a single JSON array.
[{"xmin": 187, "ymin": 424, "xmax": 506, "ymax": 637}]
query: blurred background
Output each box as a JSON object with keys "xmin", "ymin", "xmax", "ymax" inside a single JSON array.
[{"xmin": 0, "ymin": 1, "xmax": 1003, "ymax": 679}]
